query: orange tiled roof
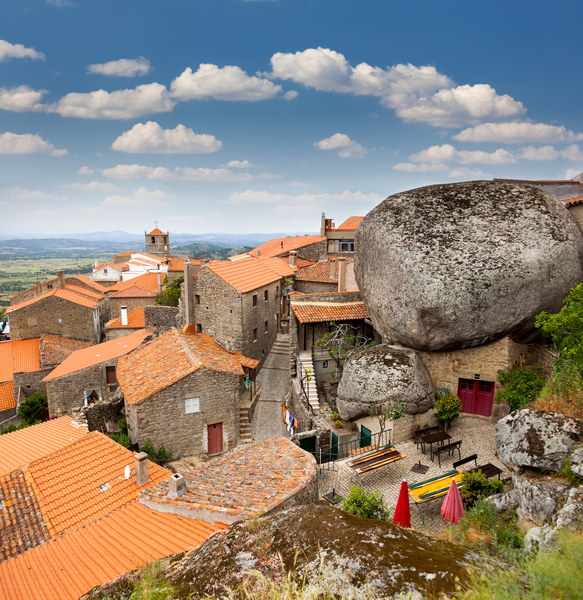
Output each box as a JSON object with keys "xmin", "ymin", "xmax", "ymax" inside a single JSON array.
[
  {"xmin": 118, "ymin": 328, "xmax": 258, "ymax": 405},
  {"xmin": 297, "ymin": 258, "xmax": 316, "ymax": 268},
  {"xmin": 93, "ymin": 261, "xmax": 129, "ymax": 272},
  {"xmin": 25, "ymin": 431, "xmax": 170, "ymax": 537},
  {"xmin": 0, "ymin": 416, "xmax": 87, "ymax": 477},
  {"xmin": 139, "ymin": 437, "xmax": 316, "ymax": 520},
  {"xmin": 43, "ymin": 329, "xmax": 152, "ymax": 381},
  {"xmin": 109, "ymin": 283, "xmax": 158, "ymax": 298},
  {"xmin": 564, "ymin": 195, "xmax": 583, "ymax": 206},
  {"xmin": 70, "ymin": 274, "xmax": 109, "ymax": 293},
  {"xmin": 63, "ymin": 283, "xmax": 104, "ymax": 300},
  {"xmin": 106, "ymin": 306, "xmax": 146, "ymax": 329},
  {"xmin": 0, "ymin": 383, "xmax": 14, "ymax": 411},
  {"xmin": 291, "ymin": 300, "xmax": 368, "ymax": 323},
  {"xmin": 0, "ymin": 502, "xmax": 219, "ymax": 600},
  {"xmin": 206, "ymin": 256, "xmax": 295, "ymax": 293},
  {"xmin": 107, "ymin": 271, "xmax": 161, "ymax": 293},
  {"xmin": 0, "ymin": 338, "xmax": 40, "ymax": 382},
  {"xmin": 167, "ymin": 257, "xmax": 201, "ymax": 271},
  {"xmin": 6, "ymin": 288, "xmax": 99, "ymax": 313},
  {"xmin": 333, "ymin": 216, "xmax": 364, "ymax": 231},
  {"xmin": 296, "ymin": 258, "xmax": 353, "ymax": 283},
  {"xmin": 39, "ymin": 334, "xmax": 93, "ymax": 367},
  {"xmin": 147, "ymin": 227, "xmax": 165, "ymax": 235},
  {"xmin": 249, "ymin": 234, "xmax": 325, "ymax": 259}
]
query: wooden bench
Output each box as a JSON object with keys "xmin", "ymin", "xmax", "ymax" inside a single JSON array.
[
  {"xmin": 432, "ymin": 440, "xmax": 462, "ymax": 467},
  {"xmin": 453, "ymin": 455, "xmax": 503, "ymax": 480},
  {"xmin": 412, "ymin": 425, "xmax": 441, "ymax": 448}
]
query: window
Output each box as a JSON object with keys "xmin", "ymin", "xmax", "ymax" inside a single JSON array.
[
  {"xmin": 103, "ymin": 269, "xmax": 108, "ymax": 275},
  {"xmin": 252, "ymin": 293, "xmax": 257, "ymax": 307},
  {"xmin": 261, "ymin": 348, "xmax": 265, "ymax": 356},
  {"xmin": 265, "ymin": 320, "xmax": 269, "ymax": 334},
  {"xmin": 196, "ymin": 323, "xmax": 202, "ymax": 333},
  {"xmin": 253, "ymin": 328, "xmax": 258, "ymax": 341},
  {"xmin": 264, "ymin": 290, "xmax": 268, "ymax": 302},
  {"xmin": 195, "ymin": 294, "xmax": 201, "ymax": 305},
  {"xmin": 276, "ymin": 285, "xmax": 279, "ymax": 294},
  {"xmin": 106, "ymin": 366, "xmax": 117, "ymax": 384},
  {"xmin": 151, "ymin": 236, "xmax": 155, "ymax": 244},
  {"xmin": 83, "ymin": 389, "xmax": 102, "ymax": 407},
  {"xmin": 185, "ymin": 397, "xmax": 200, "ymax": 414}
]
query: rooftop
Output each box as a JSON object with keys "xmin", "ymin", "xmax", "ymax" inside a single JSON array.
[
  {"xmin": 0, "ymin": 338, "xmax": 41, "ymax": 410},
  {"xmin": 0, "ymin": 416, "xmax": 87, "ymax": 477},
  {"xmin": 39, "ymin": 334, "xmax": 93, "ymax": 367},
  {"xmin": 248, "ymin": 234, "xmax": 325, "ymax": 259},
  {"xmin": 564, "ymin": 196, "xmax": 583, "ymax": 206},
  {"xmin": 106, "ymin": 305, "xmax": 145, "ymax": 329},
  {"xmin": 109, "ymin": 283, "xmax": 158, "ymax": 299},
  {"xmin": 0, "ymin": 502, "xmax": 220, "ymax": 600},
  {"xmin": 7, "ymin": 288, "xmax": 100, "ymax": 313},
  {"xmin": 71, "ymin": 274, "xmax": 108, "ymax": 293},
  {"xmin": 147, "ymin": 227, "xmax": 166, "ymax": 235},
  {"xmin": 139, "ymin": 437, "xmax": 316, "ymax": 520},
  {"xmin": 43, "ymin": 328, "xmax": 152, "ymax": 381},
  {"xmin": 296, "ymin": 258, "xmax": 353, "ymax": 283},
  {"xmin": 291, "ymin": 298, "xmax": 368, "ymax": 323},
  {"xmin": 107, "ymin": 271, "xmax": 162, "ymax": 294},
  {"xmin": 329, "ymin": 216, "xmax": 364, "ymax": 232},
  {"xmin": 118, "ymin": 328, "xmax": 258, "ymax": 405}
]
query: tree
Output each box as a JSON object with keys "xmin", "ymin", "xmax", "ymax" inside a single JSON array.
[
  {"xmin": 497, "ymin": 365, "xmax": 545, "ymax": 411},
  {"xmin": 155, "ymin": 275, "xmax": 183, "ymax": 307},
  {"xmin": 369, "ymin": 397, "xmax": 404, "ymax": 447},
  {"xmin": 434, "ymin": 393, "xmax": 462, "ymax": 431},
  {"xmin": 17, "ymin": 393, "xmax": 47, "ymax": 425}
]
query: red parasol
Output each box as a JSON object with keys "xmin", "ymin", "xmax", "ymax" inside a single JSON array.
[
  {"xmin": 393, "ymin": 479, "xmax": 411, "ymax": 528},
  {"xmin": 441, "ymin": 478, "xmax": 465, "ymax": 524}
]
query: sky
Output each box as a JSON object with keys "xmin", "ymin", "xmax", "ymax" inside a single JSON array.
[{"xmin": 2, "ymin": 0, "xmax": 583, "ymax": 237}]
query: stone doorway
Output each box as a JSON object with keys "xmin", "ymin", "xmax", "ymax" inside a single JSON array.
[{"xmin": 457, "ymin": 378, "xmax": 495, "ymax": 417}]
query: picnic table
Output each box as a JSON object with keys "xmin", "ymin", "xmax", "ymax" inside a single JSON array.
[
  {"xmin": 408, "ymin": 470, "xmax": 464, "ymax": 524},
  {"xmin": 420, "ymin": 431, "xmax": 451, "ymax": 456},
  {"xmin": 346, "ymin": 446, "xmax": 406, "ymax": 486}
]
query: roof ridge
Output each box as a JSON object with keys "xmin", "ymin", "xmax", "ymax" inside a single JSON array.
[{"xmin": 174, "ymin": 329, "xmax": 203, "ymax": 371}]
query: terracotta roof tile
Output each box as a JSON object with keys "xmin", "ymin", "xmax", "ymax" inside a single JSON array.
[
  {"xmin": 25, "ymin": 431, "xmax": 170, "ymax": 537},
  {"xmin": 332, "ymin": 216, "xmax": 364, "ymax": 231},
  {"xmin": 107, "ymin": 272, "xmax": 161, "ymax": 294},
  {"xmin": 296, "ymin": 259, "xmax": 317, "ymax": 268},
  {"xmin": 118, "ymin": 329, "xmax": 258, "ymax": 405},
  {"xmin": 70, "ymin": 275, "xmax": 109, "ymax": 293},
  {"xmin": 109, "ymin": 283, "xmax": 157, "ymax": 298},
  {"xmin": 0, "ymin": 383, "xmax": 14, "ymax": 411},
  {"xmin": 296, "ymin": 258, "xmax": 353, "ymax": 283},
  {"xmin": 147, "ymin": 227, "xmax": 165, "ymax": 235},
  {"xmin": 106, "ymin": 306, "xmax": 145, "ymax": 329},
  {"xmin": 0, "ymin": 417, "xmax": 87, "ymax": 477},
  {"xmin": 63, "ymin": 284, "xmax": 104, "ymax": 300},
  {"xmin": 139, "ymin": 438, "xmax": 316, "ymax": 520},
  {"xmin": 291, "ymin": 300, "xmax": 368, "ymax": 323},
  {"xmin": 250, "ymin": 235, "xmax": 325, "ymax": 259},
  {"xmin": 205, "ymin": 256, "xmax": 296, "ymax": 293},
  {"xmin": 7, "ymin": 288, "xmax": 100, "ymax": 313},
  {"xmin": 167, "ymin": 258, "xmax": 200, "ymax": 271},
  {"xmin": 39, "ymin": 334, "xmax": 93, "ymax": 367},
  {"xmin": 0, "ymin": 339, "xmax": 40, "ymax": 382},
  {"xmin": 43, "ymin": 329, "xmax": 152, "ymax": 381},
  {"xmin": 564, "ymin": 195, "xmax": 583, "ymax": 206},
  {"xmin": 0, "ymin": 503, "xmax": 219, "ymax": 600}
]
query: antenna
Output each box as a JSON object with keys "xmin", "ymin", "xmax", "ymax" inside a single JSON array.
[{"xmin": 124, "ymin": 465, "xmax": 130, "ymax": 479}]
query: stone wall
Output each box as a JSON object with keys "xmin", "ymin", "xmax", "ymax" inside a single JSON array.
[
  {"xmin": 8, "ymin": 295, "xmax": 100, "ymax": 343},
  {"xmin": 418, "ymin": 336, "xmax": 530, "ymax": 399},
  {"xmin": 392, "ymin": 409, "xmax": 439, "ymax": 444},
  {"xmin": 529, "ymin": 343, "xmax": 557, "ymax": 378},
  {"xmin": 110, "ymin": 296, "xmax": 157, "ymax": 316},
  {"xmin": 126, "ymin": 368, "xmax": 239, "ymax": 459},
  {"xmin": 105, "ymin": 327, "xmax": 141, "ymax": 341},
  {"xmin": 294, "ymin": 280, "xmax": 337, "ymax": 294},
  {"xmin": 344, "ymin": 262, "xmax": 359, "ymax": 291},
  {"xmin": 13, "ymin": 369, "xmax": 52, "ymax": 404},
  {"xmin": 568, "ymin": 204, "xmax": 583, "ymax": 235},
  {"xmin": 144, "ymin": 305, "xmax": 180, "ymax": 335},
  {"xmin": 0, "ymin": 407, "xmax": 16, "ymax": 425},
  {"xmin": 46, "ymin": 359, "xmax": 121, "ymax": 417},
  {"xmin": 295, "ymin": 240, "xmax": 327, "ymax": 262},
  {"xmin": 72, "ymin": 397, "xmax": 124, "ymax": 432}
]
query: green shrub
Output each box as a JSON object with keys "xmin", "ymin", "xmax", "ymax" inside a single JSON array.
[
  {"xmin": 130, "ymin": 560, "xmax": 174, "ymax": 600},
  {"xmin": 460, "ymin": 470, "xmax": 504, "ymax": 508},
  {"xmin": 497, "ymin": 364, "xmax": 545, "ymax": 411},
  {"xmin": 140, "ymin": 440, "xmax": 172, "ymax": 463},
  {"xmin": 117, "ymin": 418, "xmax": 129, "ymax": 436},
  {"xmin": 556, "ymin": 455, "xmax": 583, "ymax": 487},
  {"xmin": 156, "ymin": 445, "xmax": 173, "ymax": 463},
  {"xmin": 110, "ymin": 433, "xmax": 132, "ymax": 448},
  {"xmin": 16, "ymin": 393, "xmax": 47, "ymax": 425},
  {"xmin": 434, "ymin": 393, "xmax": 462, "ymax": 430},
  {"xmin": 459, "ymin": 499, "xmax": 498, "ymax": 534},
  {"xmin": 342, "ymin": 486, "xmax": 390, "ymax": 521},
  {"xmin": 141, "ymin": 440, "xmax": 156, "ymax": 460},
  {"xmin": 0, "ymin": 420, "xmax": 40, "ymax": 435}
]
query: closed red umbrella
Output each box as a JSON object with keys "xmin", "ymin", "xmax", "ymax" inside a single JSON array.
[
  {"xmin": 441, "ymin": 478, "xmax": 465, "ymax": 524},
  {"xmin": 393, "ymin": 480, "xmax": 411, "ymax": 528}
]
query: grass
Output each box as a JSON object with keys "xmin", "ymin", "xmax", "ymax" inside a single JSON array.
[{"xmin": 129, "ymin": 560, "xmax": 174, "ymax": 600}]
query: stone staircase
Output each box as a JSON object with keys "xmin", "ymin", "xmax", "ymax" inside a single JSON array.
[
  {"xmin": 269, "ymin": 336, "xmax": 289, "ymax": 359},
  {"xmin": 298, "ymin": 351, "xmax": 320, "ymax": 411},
  {"xmin": 239, "ymin": 405, "xmax": 253, "ymax": 444}
]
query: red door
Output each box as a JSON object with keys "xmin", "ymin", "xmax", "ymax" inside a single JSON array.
[
  {"xmin": 458, "ymin": 378, "xmax": 476, "ymax": 413},
  {"xmin": 208, "ymin": 423, "xmax": 223, "ymax": 455},
  {"xmin": 476, "ymin": 381, "xmax": 495, "ymax": 417}
]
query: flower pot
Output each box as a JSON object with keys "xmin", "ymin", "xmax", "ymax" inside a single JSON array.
[{"xmin": 335, "ymin": 424, "xmax": 342, "ymax": 429}]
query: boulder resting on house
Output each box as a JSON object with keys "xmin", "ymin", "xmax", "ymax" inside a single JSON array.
[
  {"xmin": 354, "ymin": 181, "xmax": 583, "ymax": 351},
  {"xmin": 336, "ymin": 344, "xmax": 434, "ymax": 419}
]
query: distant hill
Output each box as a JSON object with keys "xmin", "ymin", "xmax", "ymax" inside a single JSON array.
[
  {"xmin": 174, "ymin": 243, "xmax": 253, "ymax": 261},
  {"xmin": 0, "ymin": 238, "xmax": 133, "ymax": 256}
]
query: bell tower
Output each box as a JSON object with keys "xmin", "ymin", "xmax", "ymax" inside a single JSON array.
[{"xmin": 145, "ymin": 222, "xmax": 170, "ymax": 256}]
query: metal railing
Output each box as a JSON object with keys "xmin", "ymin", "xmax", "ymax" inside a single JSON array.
[{"xmin": 535, "ymin": 338, "xmax": 560, "ymax": 357}]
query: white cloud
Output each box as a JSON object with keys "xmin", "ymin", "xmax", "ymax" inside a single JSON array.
[
  {"xmin": 314, "ymin": 133, "xmax": 367, "ymax": 158},
  {"xmin": 111, "ymin": 121, "xmax": 222, "ymax": 154},
  {"xmin": 63, "ymin": 181, "xmax": 120, "ymax": 191},
  {"xmin": 0, "ymin": 86, "xmax": 46, "ymax": 112},
  {"xmin": 1, "ymin": 186, "xmax": 53, "ymax": 200},
  {"xmin": 0, "ymin": 132, "xmax": 67, "ymax": 156},
  {"xmin": 408, "ymin": 144, "xmax": 516, "ymax": 165},
  {"xmin": 392, "ymin": 162, "xmax": 449, "ymax": 172},
  {"xmin": 180, "ymin": 167, "xmax": 254, "ymax": 182},
  {"xmin": 171, "ymin": 64, "xmax": 283, "ymax": 101},
  {"xmin": 566, "ymin": 169, "xmax": 583, "ymax": 180},
  {"xmin": 87, "ymin": 57, "xmax": 151, "ymax": 77},
  {"xmin": 0, "ymin": 40, "xmax": 45, "ymax": 62},
  {"xmin": 78, "ymin": 166, "xmax": 94, "ymax": 175},
  {"xmin": 101, "ymin": 186, "xmax": 172, "ymax": 207},
  {"xmin": 226, "ymin": 189, "xmax": 382, "ymax": 206},
  {"xmin": 448, "ymin": 167, "xmax": 488, "ymax": 178},
  {"xmin": 46, "ymin": 0, "xmax": 76, "ymax": 6},
  {"xmin": 561, "ymin": 144, "xmax": 583, "ymax": 162},
  {"xmin": 101, "ymin": 164, "xmax": 177, "ymax": 180},
  {"xmin": 515, "ymin": 145, "xmax": 560, "ymax": 161},
  {"xmin": 50, "ymin": 83, "xmax": 175, "ymax": 119},
  {"xmin": 226, "ymin": 160, "xmax": 256, "ymax": 168},
  {"xmin": 453, "ymin": 122, "xmax": 583, "ymax": 144}
]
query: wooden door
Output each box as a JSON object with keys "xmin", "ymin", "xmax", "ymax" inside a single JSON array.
[
  {"xmin": 457, "ymin": 378, "xmax": 476, "ymax": 413},
  {"xmin": 207, "ymin": 422, "xmax": 223, "ymax": 455},
  {"xmin": 476, "ymin": 381, "xmax": 495, "ymax": 417},
  {"xmin": 360, "ymin": 425, "xmax": 372, "ymax": 448}
]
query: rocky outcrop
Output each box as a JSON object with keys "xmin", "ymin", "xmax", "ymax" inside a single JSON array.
[
  {"xmin": 512, "ymin": 473, "xmax": 570, "ymax": 526},
  {"xmin": 336, "ymin": 345, "xmax": 434, "ymax": 419},
  {"xmin": 570, "ymin": 447, "xmax": 583, "ymax": 477},
  {"xmin": 495, "ymin": 409, "xmax": 583, "ymax": 472},
  {"xmin": 355, "ymin": 181, "xmax": 583, "ymax": 351}
]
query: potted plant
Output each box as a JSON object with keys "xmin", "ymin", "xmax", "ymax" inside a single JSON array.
[
  {"xmin": 330, "ymin": 412, "xmax": 340, "ymax": 421},
  {"xmin": 348, "ymin": 422, "xmax": 359, "ymax": 432},
  {"xmin": 335, "ymin": 419, "xmax": 343, "ymax": 429}
]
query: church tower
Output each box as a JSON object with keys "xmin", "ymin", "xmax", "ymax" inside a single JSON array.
[{"xmin": 145, "ymin": 224, "xmax": 170, "ymax": 256}]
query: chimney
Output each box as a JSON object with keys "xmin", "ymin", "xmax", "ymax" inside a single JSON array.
[
  {"xmin": 156, "ymin": 267, "xmax": 162, "ymax": 295},
  {"xmin": 121, "ymin": 306, "xmax": 128, "ymax": 326},
  {"xmin": 289, "ymin": 251, "xmax": 297, "ymax": 268},
  {"xmin": 35, "ymin": 281, "xmax": 42, "ymax": 296},
  {"xmin": 200, "ymin": 259, "xmax": 209, "ymax": 268},
  {"xmin": 329, "ymin": 259, "xmax": 336, "ymax": 280},
  {"xmin": 56, "ymin": 270, "xmax": 65, "ymax": 289},
  {"xmin": 183, "ymin": 260, "xmax": 195, "ymax": 326},
  {"xmin": 338, "ymin": 259, "xmax": 346, "ymax": 292},
  {"xmin": 320, "ymin": 212, "xmax": 326, "ymax": 236},
  {"xmin": 167, "ymin": 473, "xmax": 187, "ymax": 498},
  {"xmin": 135, "ymin": 452, "xmax": 150, "ymax": 485},
  {"xmin": 255, "ymin": 250, "xmax": 260, "ymax": 257},
  {"xmin": 94, "ymin": 259, "xmax": 98, "ymax": 268}
]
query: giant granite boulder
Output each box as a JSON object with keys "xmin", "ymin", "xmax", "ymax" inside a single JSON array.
[
  {"xmin": 355, "ymin": 181, "xmax": 583, "ymax": 351},
  {"xmin": 495, "ymin": 409, "xmax": 583, "ymax": 472},
  {"xmin": 336, "ymin": 345, "xmax": 434, "ymax": 419}
]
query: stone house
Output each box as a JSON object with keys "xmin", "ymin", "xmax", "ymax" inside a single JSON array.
[
  {"xmin": 109, "ymin": 283, "xmax": 158, "ymax": 315},
  {"xmin": 321, "ymin": 213, "xmax": 364, "ymax": 256},
  {"xmin": 117, "ymin": 326, "xmax": 258, "ymax": 459},
  {"xmin": 186, "ymin": 256, "xmax": 296, "ymax": 369},
  {"xmin": 105, "ymin": 305, "xmax": 180, "ymax": 340},
  {"xmin": 6, "ymin": 283, "xmax": 109, "ymax": 343},
  {"xmin": 245, "ymin": 234, "xmax": 326, "ymax": 261},
  {"xmin": 294, "ymin": 257, "xmax": 358, "ymax": 294},
  {"xmin": 105, "ymin": 306, "xmax": 145, "ymax": 340},
  {"xmin": 91, "ymin": 261, "xmax": 129, "ymax": 287},
  {"xmin": 43, "ymin": 328, "xmax": 152, "ymax": 417}
]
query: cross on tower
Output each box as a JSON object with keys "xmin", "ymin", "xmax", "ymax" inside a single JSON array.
[{"xmin": 154, "ymin": 220, "xmax": 158, "ymax": 229}]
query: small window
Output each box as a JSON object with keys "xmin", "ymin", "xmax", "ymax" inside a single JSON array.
[
  {"xmin": 195, "ymin": 294, "xmax": 201, "ymax": 305},
  {"xmin": 265, "ymin": 320, "xmax": 269, "ymax": 333},
  {"xmin": 196, "ymin": 323, "xmax": 202, "ymax": 333},
  {"xmin": 276, "ymin": 285, "xmax": 279, "ymax": 294},
  {"xmin": 151, "ymin": 236, "xmax": 155, "ymax": 244},
  {"xmin": 264, "ymin": 290, "xmax": 268, "ymax": 302},
  {"xmin": 185, "ymin": 397, "xmax": 200, "ymax": 414},
  {"xmin": 47, "ymin": 284, "xmax": 53, "ymax": 290},
  {"xmin": 253, "ymin": 328, "xmax": 258, "ymax": 341},
  {"xmin": 261, "ymin": 348, "xmax": 265, "ymax": 356},
  {"xmin": 106, "ymin": 366, "xmax": 117, "ymax": 384},
  {"xmin": 252, "ymin": 293, "xmax": 257, "ymax": 307},
  {"xmin": 103, "ymin": 269, "xmax": 108, "ymax": 275}
]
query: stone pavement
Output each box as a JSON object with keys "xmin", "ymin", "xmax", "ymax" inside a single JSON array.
[{"xmin": 317, "ymin": 415, "xmax": 509, "ymax": 536}]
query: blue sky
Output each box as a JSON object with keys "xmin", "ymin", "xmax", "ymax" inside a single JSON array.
[{"xmin": 2, "ymin": 0, "xmax": 583, "ymax": 237}]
